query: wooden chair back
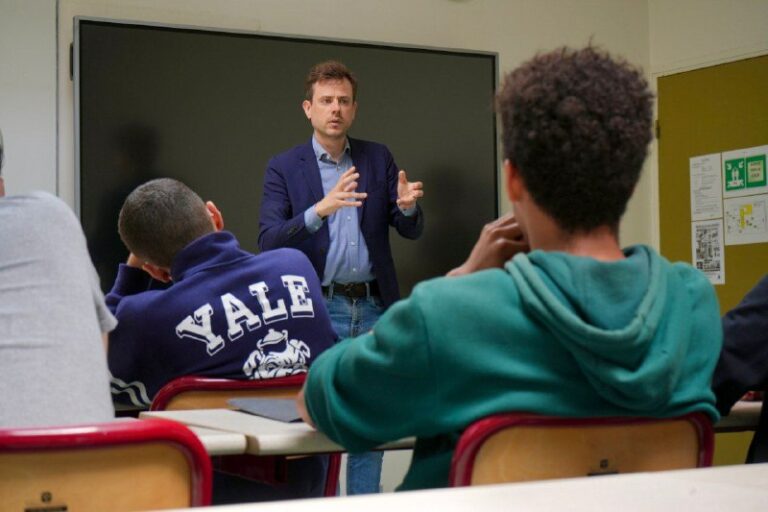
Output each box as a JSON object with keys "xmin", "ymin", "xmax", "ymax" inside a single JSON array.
[
  {"xmin": 450, "ymin": 412, "xmax": 714, "ymax": 486},
  {"xmin": 0, "ymin": 418, "xmax": 212, "ymax": 510},
  {"xmin": 150, "ymin": 374, "xmax": 340, "ymax": 497},
  {"xmin": 150, "ymin": 374, "xmax": 306, "ymax": 411}
]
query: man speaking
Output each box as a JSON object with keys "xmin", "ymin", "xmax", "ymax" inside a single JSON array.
[{"xmin": 259, "ymin": 60, "xmax": 424, "ymax": 494}]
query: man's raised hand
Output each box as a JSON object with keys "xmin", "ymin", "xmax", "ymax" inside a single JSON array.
[
  {"xmin": 314, "ymin": 166, "xmax": 367, "ymax": 218},
  {"xmin": 396, "ymin": 170, "xmax": 424, "ymax": 210}
]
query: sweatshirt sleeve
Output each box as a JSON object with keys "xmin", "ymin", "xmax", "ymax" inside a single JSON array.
[
  {"xmin": 713, "ymin": 275, "xmax": 768, "ymax": 414},
  {"xmin": 304, "ymin": 293, "xmax": 437, "ymax": 452},
  {"xmin": 105, "ymin": 264, "xmax": 155, "ymax": 315},
  {"xmin": 105, "ymin": 264, "xmax": 162, "ymax": 407}
]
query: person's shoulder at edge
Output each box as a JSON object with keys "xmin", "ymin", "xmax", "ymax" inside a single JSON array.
[
  {"xmin": 1, "ymin": 190, "xmax": 81, "ymax": 228},
  {"xmin": 2, "ymin": 190, "xmax": 66, "ymax": 209}
]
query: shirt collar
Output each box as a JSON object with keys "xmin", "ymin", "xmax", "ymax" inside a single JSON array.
[{"xmin": 311, "ymin": 135, "xmax": 351, "ymax": 163}]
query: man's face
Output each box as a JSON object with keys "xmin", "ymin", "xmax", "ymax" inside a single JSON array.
[{"xmin": 302, "ymin": 78, "xmax": 357, "ymax": 142}]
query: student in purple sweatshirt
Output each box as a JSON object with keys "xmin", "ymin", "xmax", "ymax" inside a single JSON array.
[{"xmin": 106, "ymin": 177, "xmax": 336, "ymax": 502}]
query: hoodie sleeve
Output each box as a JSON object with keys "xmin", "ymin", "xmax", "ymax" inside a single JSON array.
[{"xmin": 304, "ymin": 293, "xmax": 436, "ymax": 451}]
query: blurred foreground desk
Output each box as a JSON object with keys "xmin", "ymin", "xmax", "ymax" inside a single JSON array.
[
  {"xmin": 154, "ymin": 463, "xmax": 768, "ymax": 512},
  {"xmin": 140, "ymin": 409, "xmax": 414, "ymax": 455}
]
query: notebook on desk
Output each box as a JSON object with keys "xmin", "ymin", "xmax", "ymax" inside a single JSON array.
[{"xmin": 227, "ymin": 398, "xmax": 303, "ymax": 423}]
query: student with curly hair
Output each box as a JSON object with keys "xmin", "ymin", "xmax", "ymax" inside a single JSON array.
[{"xmin": 297, "ymin": 47, "xmax": 722, "ymax": 491}]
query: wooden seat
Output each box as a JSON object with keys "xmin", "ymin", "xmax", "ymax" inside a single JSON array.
[
  {"xmin": 150, "ymin": 374, "xmax": 340, "ymax": 497},
  {"xmin": 450, "ymin": 412, "xmax": 714, "ymax": 486},
  {"xmin": 0, "ymin": 418, "xmax": 212, "ymax": 510}
]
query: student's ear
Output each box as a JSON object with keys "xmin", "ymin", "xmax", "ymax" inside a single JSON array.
[
  {"xmin": 302, "ymin": 100, "xmax": 312, "ymax": 120},
  {"xmin": 205, "ymin": 201, "xmax": 224, "ymax": 231},
  {"xmin": 142, "ymin": 262, "xmax": 172, "ymax": 283},
  {"xmin": 504, "ymin": 160, "xmax": 525, "ymax": 203}
]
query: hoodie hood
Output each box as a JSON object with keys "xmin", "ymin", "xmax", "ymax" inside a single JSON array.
[{"xmin": 505, "ymin": 245, "xmax": 687, "ymax": 412}]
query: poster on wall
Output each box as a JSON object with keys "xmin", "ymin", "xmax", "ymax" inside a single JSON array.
[
  {"xmin": 690, "ymin": 153, "xmax": 723, "ymax": 220},
  {"xmin": 724, "ymin": 193, "xmax": 768, "ymax": 245},
  {"xmin": 722, "ymin": 145, "xmax": 768, "ymax": 199},
  {"xmin": 692, "ymin": 219, "xmax": 725, "ymax": 285}
]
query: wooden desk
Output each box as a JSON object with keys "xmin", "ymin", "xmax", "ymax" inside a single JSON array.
[
  {"xmin": 154, "ymin": 463, "xmax": 768, "ymax": 512},
  {"xmin": 715, "ymin": 400, "xmax": 763, "ymax": 433},
  {"xmin": 139, "ymin": 409, "xmax": 414, "ymax": 456}
]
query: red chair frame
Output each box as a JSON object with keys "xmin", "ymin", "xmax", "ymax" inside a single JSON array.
[
  {"xmin": 150, "ymin": 374, "xmax": 340, "ymax": 497},
  {"xmin": 150, "ymin": 374, "xmax": 307, "ymax": 411},
  {"xmin": 0, "ymin": 418, "xmax": 212, "ymax": 507},
  {"xmin": 449, "ymin": 412, "xmax": 714, "ymax": 487}
]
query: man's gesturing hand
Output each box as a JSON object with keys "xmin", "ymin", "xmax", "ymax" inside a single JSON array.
[
  {"xmin": 447, "ymin": 213, "xmax": 529, "ymax": 277},
  {"xmin": 314, "ymin": 166, "xmax": 368, "ymax": 219},
  {"xmin": 396, "ymin": 170, "xmax": 424, "ymax": 210}
]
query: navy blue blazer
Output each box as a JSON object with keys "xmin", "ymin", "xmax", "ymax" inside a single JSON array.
[{"xmin": 258, "ymin": 137, "xmax": 424, "ymax": 308}]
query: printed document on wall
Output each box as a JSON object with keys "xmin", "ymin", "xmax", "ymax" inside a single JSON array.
[
  {"xmin": 690, "ymin": 153, "xmax": 723, "ymax": 220},
  {"xmin": 722, "ymin": 145, "xmax": 768, "ymax": 199},
  {"xmin": 692, "ymin": 219, "xmax": 725, "ymax": 285},
  {"xmin": 724, "ymin": 193, "xmax": 768, "ymax": 245}
]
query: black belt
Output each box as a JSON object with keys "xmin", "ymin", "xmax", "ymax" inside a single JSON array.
[{"xmin": 322, "ymin": 281, "xmax": 379, "ymax": 298}]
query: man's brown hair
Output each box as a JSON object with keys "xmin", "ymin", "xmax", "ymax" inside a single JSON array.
[{"xmin": 304, "ymin": 60, "xmax": 358, "ymax": 101}]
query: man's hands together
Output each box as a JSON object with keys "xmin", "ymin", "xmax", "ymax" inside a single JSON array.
[
  {"xmin": 315, "ymin": 167, "xmax": 424, "ymax": 219},
  {"xmin": 314, "ymin": 166, "xmax": 367, "ymax": 219},
  {"xmin": 447, "ymin": 213, "xmax": 529, "ymax": 277}
]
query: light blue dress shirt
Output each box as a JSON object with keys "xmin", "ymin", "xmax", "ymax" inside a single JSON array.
[{"xmin": 303, "ymin": 137, "xmax": 375, "ymax": 285}]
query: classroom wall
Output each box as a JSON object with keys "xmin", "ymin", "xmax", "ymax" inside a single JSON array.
[
  {"xmin": 647, "ymin": 0, "xmax": 768, "ymax": 246},
  {"xmin": 6, "ymin": 1, "xmax": 767, "ymax": 250},
  {"xmin": 648, "ymin": 1, "xmax": 768, "ymax": 465},
  {"xmin": 0, "ymin": 0, "xmax": 651, "ymax": 243},
  {"xmin": 0, "ymin": 0, "xmax": 57, "ymax": 194}
]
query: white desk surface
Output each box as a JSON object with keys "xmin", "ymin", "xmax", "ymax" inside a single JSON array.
[
  {"xmin": 155, "ymin": 463, "xmax": 768, "ymax": 512},
  {"xmin": 186, "ymin": 426, "xmax": 247, "ymax": 456},
  {"xmin": 140, "ymin": 409, "xmax": 413, "ymax": 456},
  {"xmin": 143, "ymin": 401, "xmax": 761, "ymax": 456}
]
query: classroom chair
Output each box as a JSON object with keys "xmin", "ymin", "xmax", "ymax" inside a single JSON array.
[
  {"xmin": 150, "ymin": 374, "xmax": 307, "ymax": 411},
  {"xmin": 0, "ymin": 418, "xmax": 212, "ymax": 510},
  {"xmin": 150, "ymin": 374, "xmax": 341, "ymax": 497},
  {"xmin": 449, "ymin": 412, "xmax": 714, "ymax": 486}
]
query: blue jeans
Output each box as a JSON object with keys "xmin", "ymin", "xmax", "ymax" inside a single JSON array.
[{"xmin": 325, "ymin": 291, "xmax": 385, "ymax": 495}]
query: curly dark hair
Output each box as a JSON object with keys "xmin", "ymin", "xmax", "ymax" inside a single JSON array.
[
  {"xmin": 497, "ymin": 46, "xmax": 653, "ymax": 233},
  {"xmin": 305, "ymin": 60, "xmax": 358, "ymax": 101}
]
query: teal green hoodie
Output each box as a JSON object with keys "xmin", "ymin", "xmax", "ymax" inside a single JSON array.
[{"xmin": 305, "ymin": 246, "xmax": 721, "ymax": 490}]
